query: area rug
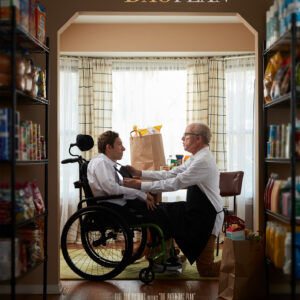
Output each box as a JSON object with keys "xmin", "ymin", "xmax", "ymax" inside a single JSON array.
[{"xmin": 60, "ymin": 249, "xmax": 222, "ymax": 280}]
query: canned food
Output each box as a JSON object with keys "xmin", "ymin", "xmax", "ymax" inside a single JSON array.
[{"xmin": 269, "ymin": 125, "xmax": 277, "ymax": 142}]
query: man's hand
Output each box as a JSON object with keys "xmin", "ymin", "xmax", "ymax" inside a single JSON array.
[
  {"xmin": 145, "ymin": 193, "xmax": 157, "ymax": 211},
  {"xmin": 123, "ymin": 178, "xmax": 141, "ymax": 189},
  {"xmin": 125, "ymin": 165, "xmax": 142, "ymax": 178}
]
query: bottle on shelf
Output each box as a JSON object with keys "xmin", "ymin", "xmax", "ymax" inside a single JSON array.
[
  {"xmin": 264, "ymin": 173, "xmax": 278, "ymax": 210},
  {"xmin": 274, "ymin": 225, "xmax": 286, "ymax": 269},
  {"xmin": 283, "ymin": 231, "xmax": 292, "ymax": 275}
]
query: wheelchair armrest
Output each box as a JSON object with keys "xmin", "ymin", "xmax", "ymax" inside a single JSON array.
[{"xmin": 77, "ymin": 194, "xmax": 124, "ymax": 209}]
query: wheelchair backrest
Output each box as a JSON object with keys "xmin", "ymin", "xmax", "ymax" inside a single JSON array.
[{"xmin": 79, "ymin": 161, "xmax": 94, "ymax": 198}]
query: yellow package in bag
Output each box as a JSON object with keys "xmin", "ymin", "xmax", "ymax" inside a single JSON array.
[{"xmin": 132, "ymin": 125, "xmax": 162, "ymax": 136}]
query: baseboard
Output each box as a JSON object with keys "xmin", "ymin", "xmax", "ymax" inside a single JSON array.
[{"xmin": 0, "ymin": 282, "xmax": 62, "ymax": 294}]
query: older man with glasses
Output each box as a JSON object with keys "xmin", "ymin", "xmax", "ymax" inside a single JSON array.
[{"xmin": 124, "ymin": 122, "xmax": 224, "ymax": 277}]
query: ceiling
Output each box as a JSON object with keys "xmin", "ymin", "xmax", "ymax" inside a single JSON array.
[{"xmin": 73, "ymin": 14, "xmax": 240, "ymax": 24}]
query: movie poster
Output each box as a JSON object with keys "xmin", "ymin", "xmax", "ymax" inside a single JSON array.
[{"xmin": 1, "ymin": 0, "xmax": 274, "ymax": 299}]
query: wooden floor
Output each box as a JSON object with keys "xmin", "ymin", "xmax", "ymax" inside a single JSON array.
[
  {"xmin": 2, "ymin": 238, "xmax": 299, "ymax": 300},
  {"xmin": 2, "ymin": 280, "xmax": 299, "ymax": 300},
  {"xmin": 60, "ymin": 279, "xmax": 219, "ymax": 300},
  {"xmin": 58, "ymin": 280, "xmax": 299, "ymax": 300}
]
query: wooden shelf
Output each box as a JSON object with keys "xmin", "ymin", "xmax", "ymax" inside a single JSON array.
[
  {"xmin": 0, "ymin": 159, "xmax": 48, "ymax": 165},
  {"xmin": 264, "ymin": 27, "xmax": 300, "ymax": 55},
  {"xmin": 263, "ymin": 13, "xmax": 300, "ymax": 299},
  {"xmin": 0, "ymin": 7, "xmax": 49, "ymax": 298},
  {"xmin": 16, "ymin": 159, "xmax": 48, "ymax": 165},
  {"xmin": 264, "ymin": 93, "xmax": 291, "ymax": 108},
  {"xmin": 0, "ymin": 21, "xmax": 49, "ymax": 53},
  {"xmin": 265, "ymin": 158, "xmax": 290, "ymax": 163},
  {"xmin": 0, "ymin": 87, "xmax": 49, "ymax": 105},
  {"xmin": 266, "ymin": 209, "xmax": 300, "ymax": 225},
  {"xmin": 264, "ymin": 93, "xmax": 300, "ymax": 109},
  {"xmin": 16, "ymin": 213, "xmax": 46, "ymax": 228},
  {"xmin": 0, "ymin": 213, "xmax": 47, "ymax": 237}
]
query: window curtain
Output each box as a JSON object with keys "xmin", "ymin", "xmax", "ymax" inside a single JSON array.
[
  {"xmin": 78, "ymin": 58, "xmax": 113, "ymax": 159},
  {"xmin": 225, "ymin": 56, "xmax": 255, "ymax": 225},
  {"xmin": 187, "ymin": 58, "xmax": 227, "ymax": 171},
  {"xmin": 112, "ymin": 58, "xmax": 188, "ymax": 202},
  {"xmin": 59, "ymin": 57, "xmax": 79, "ymax": 237}
]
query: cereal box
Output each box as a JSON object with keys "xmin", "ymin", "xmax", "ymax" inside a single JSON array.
[
  {"xmin": 0, "ymin": 0, "xmax": 20, "ymax": 24},
  {"xmin": 35, "ymin": 2, "xmax": 45, "ymax": 44},
  {"xmin": 0, "ymin": 108, "xmax": 10, "ymax": 160},
  {"xmin": 28, "ymin": 0, "xmax": 37, "ymax": 37},
  {"xmin": 19, "ymin": 0, "xmax": 29, "ymax": 32}
]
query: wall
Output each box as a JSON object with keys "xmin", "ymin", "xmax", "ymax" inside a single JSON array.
[
  {"xmin": 13, "ymin": 0, "xmax": 274, "ymax": 293},
  {"xmin": 60, "ymin": 23, "xmax": 254, "ymax": 53}
]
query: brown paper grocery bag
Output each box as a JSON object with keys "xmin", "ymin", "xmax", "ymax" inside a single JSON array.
[
  {"xmin": 130, "ymin": 133, "xmax": 166, "ymax": 171},
  {"xmin": 218, "ymin": 238, "xmax": 266, "ymax": 300}
]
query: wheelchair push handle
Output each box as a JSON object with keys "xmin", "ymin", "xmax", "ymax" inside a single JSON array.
[{"xmin": 61, "ymin": 158, "xmax": 79, "ymax": 164}]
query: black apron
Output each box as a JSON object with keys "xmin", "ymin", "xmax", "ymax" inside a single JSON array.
[
  {"xmin": 159, "ymin": 185, "xmax": 217, "ymax": 264},
  {"xmin": 100, "ymin": 200, "xmax": 172, "ymax": 240}
]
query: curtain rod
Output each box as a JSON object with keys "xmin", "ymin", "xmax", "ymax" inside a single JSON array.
[
  {"xmin": 224, "ymin": 54, "xmax": 255, "ymax": 60},
  {"xmin": 60, "ymin": 55, "xmax": 192, "ymax": 60},
  {"xmin": 60, "ymin": 54, "xmax": 255, "ymax": 60}
]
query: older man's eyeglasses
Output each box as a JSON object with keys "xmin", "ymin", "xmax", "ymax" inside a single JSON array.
[{"xmin": 182, "ymin": 132, "xmax": 200, "ymax": 139}]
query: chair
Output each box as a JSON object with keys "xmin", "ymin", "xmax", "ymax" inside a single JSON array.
[
  {"xmin": 219, "ymin": 171, "xmax": 244, "ymax": 216},
  {"xmin": 216, "ymin": 171, "xmax": 244, "ymax": 256}
]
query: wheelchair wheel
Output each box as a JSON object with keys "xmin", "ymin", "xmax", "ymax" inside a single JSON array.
[
  {"xmin": 139, "ymin": 267, "xmax": 155, "ymax": 284},
  {"xmin": 129, "ymin": 226, "xmax": 147, "ymax": 264},
  {"xmin": 61, "ymin": 206, "xmax": 133, "ymax": 281}
]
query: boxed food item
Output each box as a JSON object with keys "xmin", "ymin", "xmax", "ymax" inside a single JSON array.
[
  {"xmin": 0, "ymin": 184, "xmax": 10, "ymax": 224},
  {"xmin": 35, "ymin": 2, "xmax": 45, "ymax": 44},
  {"xmin": 0, "ymin": 108, "xmax": 10, "ymax": 161},
  {"xmin": 28, "ymin": 0, "xmax": 37, "ymax": 37},
  {"xmin": 0, "ymin": 0, "xmax": 20, "ymax": 24},
  {"xmin": 132, "ymin": 125, "xmax": 162, "ymax": 136},
  {"xmin": 19, "ymin": 0, "xmax": 29, "ymax": 32},
  {"xmin": 226, "ymin": 226, "xmax": 245, "ymax": 241}
]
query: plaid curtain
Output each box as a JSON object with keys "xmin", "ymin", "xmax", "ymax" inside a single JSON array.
[
  {"xmin": 78, "ymin": 58, "xmax": 112, "ymax": 159},
  {"xmin": 187, "ymin": 58, "xmax": 227, "ymax": 171},
  {"xmin": 187, "ymin": 58, "xmax": 209, "ymax": 124}
]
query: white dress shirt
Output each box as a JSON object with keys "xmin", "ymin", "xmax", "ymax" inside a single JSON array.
[
  {"xmin": 141, "ymin": 147, "xmax": 224, "ymax": 236},
  {"xmin": 87, "ymin": 153, "xmax": 147, "ymax": 206}
]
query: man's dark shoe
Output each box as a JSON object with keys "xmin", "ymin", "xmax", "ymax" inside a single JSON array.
[{"xmin": 152, "ymin": 256, "xmax": 182, "ymax": 273}]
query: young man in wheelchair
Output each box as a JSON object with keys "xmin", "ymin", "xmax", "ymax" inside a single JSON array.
[{"xmin": 87, "ymin": 130, "xmax": 182, "ymax": 272}]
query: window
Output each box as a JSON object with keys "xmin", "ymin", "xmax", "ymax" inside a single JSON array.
[
  {"xmin": 225, "ymin": 57, "xmax": 255, "ymax": 221},
  {"xmin": 112, "ymin": 60, "xmax": 187, "ymax": 202},
  {"xmin": 59, "ymin": 56, "xmax": 255, "ymax": 208},
  {"xmin": 59, "ymin": 57, "xmax": 80, "ymax": 233}
]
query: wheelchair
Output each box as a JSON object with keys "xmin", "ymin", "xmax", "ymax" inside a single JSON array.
[{"xmin": 60, "ymin": 134, "xmax": 172, "ymax": 284}]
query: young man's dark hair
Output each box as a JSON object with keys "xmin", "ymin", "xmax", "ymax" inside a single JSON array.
[{"xmin": 97, "ymin": 131, "xmax": 119, "ymax": 154}]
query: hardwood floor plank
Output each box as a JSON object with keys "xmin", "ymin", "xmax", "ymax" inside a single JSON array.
[
  {"xmin": 60, "ymin": 279, "xmax": 219, "ymax": 300},
  {"xmin": 1, "ymin": 279, "xmax": 298, "ymax": 299}
]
